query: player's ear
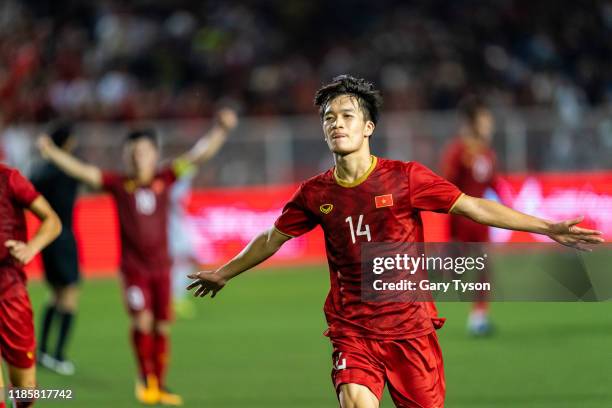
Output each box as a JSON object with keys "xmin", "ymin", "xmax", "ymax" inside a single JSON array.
[{"xmin": 364, "ymin": 121, "xmax": 375, "ymax": 138}]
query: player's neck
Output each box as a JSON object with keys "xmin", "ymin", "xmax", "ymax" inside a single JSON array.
[
  {"xmin": 461, "ymin": 133, "xmax": 485, "ymax": 148},
  {"xmin": 334, "ymin": 150, "xmax": 374, "ymax": 184},
  {"xmin": 133, "ymin": 169, "xmax": 155, "ymax": 185}
]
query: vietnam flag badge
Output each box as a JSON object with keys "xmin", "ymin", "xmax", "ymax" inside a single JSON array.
[{"xmin": 375, "ymin": 194, "xmax": 393, "ymax": 208}]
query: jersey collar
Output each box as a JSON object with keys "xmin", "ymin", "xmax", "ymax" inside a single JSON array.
[{"xmin": 334, "ymin": 155, "xmax": 378, "ymax": 188}]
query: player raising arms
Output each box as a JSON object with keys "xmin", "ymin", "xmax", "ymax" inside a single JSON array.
[
  {"xmin": 37, "ymin": 109, "xmax": 238, "ymax": 406},
  {"xmin": 187, "ymin": 76, "xmax": 603, "ymax": 408},
  {"xmin": 1, "ymin": 163, "xmax": 62, "ymax": 408}
]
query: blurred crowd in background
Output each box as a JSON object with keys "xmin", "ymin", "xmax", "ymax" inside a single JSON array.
[{"xmin": 1, "ymin": 0, "xmax": 612, "ymax": 125}]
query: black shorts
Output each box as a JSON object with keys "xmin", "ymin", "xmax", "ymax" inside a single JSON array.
[{"xmin": 41, "ymin": 232, "xmax": 80, "ymax": 287}]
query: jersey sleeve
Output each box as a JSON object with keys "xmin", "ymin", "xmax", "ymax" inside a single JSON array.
[
  {"xmin": 9, "ymin": 169, "xmax": 40, "ymax": 207},
  {"xmin": 155, "ymin": 166, "xmax": 177, "ymax": 186},
  {"xmin": 408, "ymin": 162, "xmax": 463, "ymax": 213},
  {"xmin": 101, "ymin": 171, "xmax": 122, "ymax": 194},
  {"xmin": 274, "ymin": 184, "xmax": 318, "ymax": 238},
  {"xmin": 440, "ymin": 141, "xmax": 461, "ymax": 185},
  {"xmin": 489, "ymin": 151, "xmax": 500, "ymax": 191}
]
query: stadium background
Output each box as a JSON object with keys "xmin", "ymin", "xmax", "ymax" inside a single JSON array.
[{"xmin": 1, "ymin": 0, "xmax": 611, "ymax": 406}]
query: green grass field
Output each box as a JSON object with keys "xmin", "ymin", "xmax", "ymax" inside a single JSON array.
[{"xmin": 15, "ymin": 266, "xmax": 612, "ymax": 407}]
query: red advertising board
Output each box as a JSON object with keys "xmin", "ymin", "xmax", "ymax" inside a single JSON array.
[{"xmin": 25, "ymin": 172, "xmax": 612, "ymax": 277}]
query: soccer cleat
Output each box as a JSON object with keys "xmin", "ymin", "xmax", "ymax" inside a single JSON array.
[
  {"xmin": 54, "ymin": 359, "xmax": 75, "ymax": 376},
  {"xmin": 467, "ymin": 310, "xmax": 494, "ymax": 337},
  {"xmin": 37, "ymin": 352, "xmax": 76, "ymax": 376},
  {"xmin": 159, "ymin": 389, "xmax": 184, "ymax": 406},
  {"xmin": 37, "ymin": 352, "xmax": 56, "ymax": 370},
  {"xmin": 135, "ymin": 375, "xmax": 160, "ymax": 405}
]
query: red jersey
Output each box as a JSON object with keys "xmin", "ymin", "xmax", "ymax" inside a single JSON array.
[
  {"xmin": 274, "ymin": 157, "xmax": 462, "ymax": 340},
  {"xmin": 0, "ymin": 164, "xmax": 40, "ymax": 298},
  {"xmin": 442, "ymin": 137, "xmax": 498, "ymax": 241},
  {"xmin": 102, "ymin": 167, "xmax": 177, "ymax": 276}
]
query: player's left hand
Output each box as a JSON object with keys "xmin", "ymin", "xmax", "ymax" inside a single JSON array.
[
  {"xmin": 215, "ymin": 108, "xmax": 238, "ymax": 132},
  {"xmin": 546, "ymin": 216, "xmax": 604, "ymax": 251},
  {"xmin": 36, "ymin": 135, "xmax": 57, "ymax": 159},
  {"xmin": 4, "ymin": 240, "xmax": 37, "ymax": 265},
  {"xmin": 186, "ymin": 270, "xmax": 227, "ymax": 298}
]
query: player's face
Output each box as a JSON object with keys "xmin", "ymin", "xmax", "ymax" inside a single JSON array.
[
  {"xmin": 472, "ymin": 109, "xmax": 495, "ymax": 144},
  {"xmin": 124, "ymin": 138, "xmax": 159, "ymax": 174},
  {"xmin": 322, "ymin": 95, "xmax": 375, "ymax": 155}
]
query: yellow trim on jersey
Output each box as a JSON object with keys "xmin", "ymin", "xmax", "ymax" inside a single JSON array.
[
  {"xmin": 172, "ymin": 157, "xmax": 196, "ymax": 179},
  {"xmin": 448, "ymin": 193, "xmax": 465, "ymax": 213},
  {"xmin": 274, "ymin": 226, "xmax": 295, "ymax": 238},
  {"xmin": 334, "ymin": 155, "xmax": 378, "ymax": 188}
]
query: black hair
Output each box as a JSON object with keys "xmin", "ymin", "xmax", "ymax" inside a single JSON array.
[
  {"xmin": 124, "ymin": 129, "xmax": 159, "ymax": 148},
  {"xmin": 314, "ymin": 75, "xmax": 383, "ymax": 125},
  {"xmin": 458, "ymin": 95, "xmax": 489, "ymax": 123},
  {"xmin": 49, "ymin": 122, "xmax": 73, "ymax": 147}
]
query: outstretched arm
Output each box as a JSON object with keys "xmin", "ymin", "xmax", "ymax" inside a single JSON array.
[
  {"xmin": 187, "ymin": 227, "xmax": 291, "ymax": 298},
  {"xmin": 177, "ymin": 108, "xmax": 238, "ymax": 168},
  {"xmin": 450, "ymin": 194, "xmax": 604, "ymax": 250},
  {"xmin": 5, "ymin": 196, "xmax": 62, "ymax": 265},
  {"xmin": 37, "ymin": 136, "xmax": 102, "ymax": 189}
]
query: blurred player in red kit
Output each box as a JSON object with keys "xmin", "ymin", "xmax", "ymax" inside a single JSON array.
[
  {"xmin": 441, "ymin": 96, "xmax": 499, "ymax": 336},
  {"xmin": 187, "ymin": 76, "xmax": 602, "ymax": 408},
  {"xmin": 0, "ymin": 163, "xmax": 62, "ymax": 408},
  {"xmin": 37, "ymin": 109, "xmax": 238, "ymax": 406}
]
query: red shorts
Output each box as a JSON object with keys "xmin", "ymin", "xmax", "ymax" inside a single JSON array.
[
  {"xmin": 331, "ymin": 332, "xmax": 445, "ymax": 408},
  {"xmin": 0, "ymin": 287, "xmax": 36, "ymax": 368},
  {"xmin": 121, "ymin": 272, "xmax": 172, "ymax": 321}
]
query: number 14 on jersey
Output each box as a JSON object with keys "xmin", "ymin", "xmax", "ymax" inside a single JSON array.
[{"xmin": 345, "ymin": 214, "xmax": 371, "ymax": 244}]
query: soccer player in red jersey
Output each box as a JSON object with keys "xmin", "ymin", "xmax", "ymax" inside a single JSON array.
[
  {"xmin": 37, "ymin": 109, "xmax": 238, "ymax": 406},
  {"xmin": 441, "ymin": 96, "xmax": 499, "ymax": 335},
  {"xmin": 187, "ymin": 76, "xmax": 603, "ymax": 408},
  {"xmin": 0, "ymin": 163, "xmax": 62, "ymax": 408}
]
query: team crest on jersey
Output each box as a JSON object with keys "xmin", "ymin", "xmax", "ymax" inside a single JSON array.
[
  {"xmin": 152, "ymin": 179, "xmax": 165, "ymax": 194},
  {"xmin": 123, "ymin": 180, "xmax": 137, "ymax": 193},
  {"xmin": 320, "ymin": 204, "xmax": 334, "ymax": 214}
]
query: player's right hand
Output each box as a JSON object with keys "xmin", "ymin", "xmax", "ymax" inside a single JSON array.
[
  {"xmin": 186, "ymin": 270, "xmax": 227, "ymax": 298},
  {"xmin": 5, "ymin": 240, "xmax": 36, "ymax": 265}
]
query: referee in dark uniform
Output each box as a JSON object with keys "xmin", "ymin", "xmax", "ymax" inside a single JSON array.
[{"xmin": 31, "ymin": 123, "xmax": 80, "ymax": 376}]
